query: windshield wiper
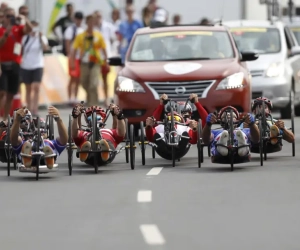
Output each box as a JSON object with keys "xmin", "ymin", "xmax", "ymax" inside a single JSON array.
[{"xmin": 164, "ymin": 57, "xmax": 211, "ymax": 61}]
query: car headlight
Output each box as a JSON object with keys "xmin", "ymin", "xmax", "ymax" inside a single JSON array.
[
  {"xmin": 117, "ymin": 76, "xmax": 145, "ymax": 93},
  {"xmin": 216, "ymin": 72, "xmax": 245, "ymax": 90},
  {"xmin": 265, "ymin": 62, "xmax": 284, "ymax": 77}
]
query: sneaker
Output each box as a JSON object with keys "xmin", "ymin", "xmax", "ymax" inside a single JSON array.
[
  {"xmin": 236, "ymin": 130, "xmax": 249, "ymax": 157},
  {"xmin": 80, "ymin": 141, "xmax": 91, "ymax": 162},
  {"xmin": 43, "ymin": 146, "xmax": 55, "ymax": 169},
  {"xmin": 21, "ymin": 141, "xmax": 32, "ymax": 168},
  {"xmin": 217, "ymin": 131, "xmax": 229, "ymax": 156},
  {"xmin": 99, "ymin": 139, "xmax": 110, "ymax": 161},
  {"xmin": 270, "ymin": 125, "xmax": 280, "ymax": 145}
]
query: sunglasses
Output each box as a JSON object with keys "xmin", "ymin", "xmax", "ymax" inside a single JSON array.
[
  {"xmin": 87, "ymin": 115, "xmax": 102, "ymax": 122},
  {"xmin": 167, "ymin": 115, "xmax": 181, "ymax": 122}
]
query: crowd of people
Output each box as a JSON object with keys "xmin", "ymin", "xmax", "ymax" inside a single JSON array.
[{"xmin": 0, "ymin": 0, "xmax": 212, "ymax": 121}]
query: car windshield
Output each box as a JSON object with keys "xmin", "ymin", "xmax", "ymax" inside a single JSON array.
[
  {"xmin": 230, "ymin": 27, "xmax": 281, "ymax": 54},
  {"xmin": 290, "ymin": 27, "xmax": 300, "ymax": 44},
  {"xmin": 128, "ymin": 30, "xmax": 234, "ymax": 62}
]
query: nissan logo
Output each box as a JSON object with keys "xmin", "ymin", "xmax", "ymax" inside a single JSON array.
[{"xmin": 175, "ymin": 86, "xmax": 186, "ymax": 95}]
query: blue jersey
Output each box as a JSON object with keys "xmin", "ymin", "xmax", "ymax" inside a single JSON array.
[
  {"xmin": 119, "ymin": 20, "xmax": 143, "ymax": 63},
  {"xmin": 210, "ymin": 128, "xmax": 251, "ymax": 156},
  {"xmin": 13, "ymin": 139, "xmax": 66, "ymax": 161}
]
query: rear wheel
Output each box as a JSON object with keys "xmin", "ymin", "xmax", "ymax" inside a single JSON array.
[
  {"xmin": 197, "ymin": 119, "xmax": 203, "ymax": 168},
  {"xmin": 229, "ymin": 109, "xmax": 234, "ymax": 172},
  {"xmin": 140, "ymin": 121, "xmax": 145, "ymax": 165},
  {"xmin": 129, "ymin": 124, "xmax": 135, "ymax": 170},
  {"xmin": 280, "ymin": 88, "xmax": 294, "ymax": 119},
  {"xmin": 92, "ymin": 111, "xmax": 99, "ymax": 174},
  {"xmin": 67, "ymin": 115, "xmax": 73, "ymax": 176}
]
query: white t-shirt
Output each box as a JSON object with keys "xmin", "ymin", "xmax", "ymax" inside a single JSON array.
[
  {"xmin": 95, "ymin": 20, "xmax": 116, "ymax": 58},
  {"xmin": 64, "ymin": 25, "xmax": 84, "ymax": 59},
  {"xmin": 21, "ymin": 34, "xmax": 48, "ymax": 70}
]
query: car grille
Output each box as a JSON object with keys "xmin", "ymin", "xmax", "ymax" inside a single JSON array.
[
  {"xmin": 146, "ymin": 80, "xmax": 215, "ymax": 101},
  {"xmin": 250, "ymin": 70, "xmax": 264, "ymax": 77}
]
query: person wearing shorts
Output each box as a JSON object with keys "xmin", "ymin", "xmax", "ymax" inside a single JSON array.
[
  {"xmin": 64, "ymin": 11, "xmax": 84, "ymax": 104},
  {"xmin": 21, "ymin": 20, "xmax": 48, "ymax": 117},
  {"xmin": 0, "ymin": 8, "xmax": 32, "ymax": 119}
]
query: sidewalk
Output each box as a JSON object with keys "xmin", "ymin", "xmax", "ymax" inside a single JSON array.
[{"xmin": 20, "ymin": 54, "xmax": 117, "ymax": 109}]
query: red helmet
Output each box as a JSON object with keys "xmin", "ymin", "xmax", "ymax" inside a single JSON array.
[
  {"xmin": 85, "ymin": 106, "xmax": 106, "ymax": 124},
  {"xmin": 252, "ymin": 97, "xmax": 273, "ymax": 113},
  {"xmin": 218, "ymin": 106, "xmax": 239, "ymax": 120}
]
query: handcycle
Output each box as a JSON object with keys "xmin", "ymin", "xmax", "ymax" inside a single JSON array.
[
  {"xmin": 254, "ymin": 100, "xmax": 295, "ymax": 166},
  {"xmin": 66, "ymin": 104, "xmax": 136, "ymax": 175},
  {"xmin": 0, "ymin": 116, "xmax": 18, "ymax": 176},
  {"xmin": 210, "ymin": 107, "xmax": 249, "ymax": 171},
  {"xmin": 18, "ymin": 115, "xmax": 57, "ymax": 180},
  {"xmin": 139, "ymin": 98, "xmax": 204, "ymax": 168}
]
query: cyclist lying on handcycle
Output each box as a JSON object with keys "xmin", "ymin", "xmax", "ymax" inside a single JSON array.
[
  {"xmin": 71, "ymin": 103, "xmax": 126, "ymax": 165},
  {"xmin": 153, "ymin": 93, "xmax": 208, "ymax": 128},
  {"xmin": 241, "ymin": 97, "xmax": 294, "ymax": 153},
  {"xmin": 10, "ymin": 107, "xmax": 68, "ymax": 169},
  {"xmin": 202, "ymin": 106, "xmax": 260, "ymax": 161},
  {"xmin": 145, "ymin": 111, "xmax": 198, "ymax": 160}
]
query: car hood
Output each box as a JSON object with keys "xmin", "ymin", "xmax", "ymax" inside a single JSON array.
[
  {"xmin": 246, "ymin": 53, "xmax": 284, "ymax": 71},
  {"xmin": 122, "ymin": 59, "xmax": 240, "ymax": 81}
]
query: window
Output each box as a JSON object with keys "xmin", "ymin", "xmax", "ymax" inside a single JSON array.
[
  {"xmin": 230, "ymin": 27, "xmax": 281, "ymax": 54},
  {"xmin": 128, "ymin": 30, "xmax": 234, "ymax": 62}
]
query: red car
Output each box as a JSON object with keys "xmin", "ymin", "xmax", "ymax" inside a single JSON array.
[{"xmin": 109, "ymin": 24, "xmax": 258, "ymax": 134}]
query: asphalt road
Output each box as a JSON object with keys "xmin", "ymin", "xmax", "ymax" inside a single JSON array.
[{"xmin": 1, "ymin": 109, "xmax": 300, "ymax": 250}]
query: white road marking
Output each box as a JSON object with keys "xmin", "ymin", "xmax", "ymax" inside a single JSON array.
[
  {"xmin": 140, "ymin": 224, "xmax": 166, "ymax": 245},
  {"xmin": 137, "ymin": 190, "xmax": 152, "ymax": 202},
  {"xmin": 146, "ymin": 167, "xmax": 163, "ymax": 175}
]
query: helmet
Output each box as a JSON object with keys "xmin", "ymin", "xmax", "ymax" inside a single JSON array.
[
  {"xmin": 218, "ymin": 106, "xmax": 239, "ymax": 121},
  {"xmin": 167, "ymin": 111, "xmax": 184, "ymax": 123},
  {"xmin": 251, "ymin": 97, "xmax": 273, "ymax": 113},
  {"xmin": 177, "ymin": 101, "xmax": 192, "ymax": 117},
  {"xmin": 85, "ymin": 106, "xmax": 106, "ymax": 124},
  {"xmin": 33, "ymin": 117, "xmax": 46, "ymax": 129}
]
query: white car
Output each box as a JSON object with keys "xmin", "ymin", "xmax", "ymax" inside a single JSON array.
[{"xmin": 224, "ymin": 20, "xmax": 300, "ymax": 118}]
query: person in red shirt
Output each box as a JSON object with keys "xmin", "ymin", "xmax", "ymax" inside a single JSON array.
[
  {"xmin": 71, "ymin": 103, "xmax": 126, "ymax": 166},
  {"xmin": 152, "ymin": 93, "xmax": 208, "ymax": 128},
  {"xmin": 145, "ymin": 111, "xmax": 198, "ymax": 160},
  {"xmin": 0, "ymin": 7, "xmax": 32, "ymax": 120}
]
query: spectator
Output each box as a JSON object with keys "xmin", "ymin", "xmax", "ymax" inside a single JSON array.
[
  {"xmin": 94, "ymin": 10, "xmax": 115, "ymax": 107},
  {"xmin": 52, "ymin": 3, "xmax": 74, "ymax": 56},
  {"xmin": 111, "ymin": 8, "xmax": 121, "ymax": 32},
  {"xmin": 151, "ymin": 8, "xmax": 168, "ymax": 27},
  {"xmin": 119, "ymin": 4, "xmax": 143, "ymax": 63},
  {"xmin": 0, "ymin": 10, "xmax": 4, "ymax": 27},
  {"xmin": 200, "ymin": 18, "xmax": 211, "ymax": 25},
  {"xmin": 21, "ymin": 21, "xmax": 48, "ymax": 117},
  {"xmin": 142, "ymin": 6, "xmax": 152, "ymax": 27},
  {"xmin": 0, "ymin": 7, "xmax": 32, "ymax": 120},
  {"xmin": 64, "ymin": 11, "xmax": 84, "ymax": 104},
  {"xmin": 71, "ymin": 14, "xmax": 107, "ymax": 106},
  {"xmin": 0, "ymin": 3, "xmax": 8, "ymax": 12},
  {"xmin": 173, "ymin": 14, "xmax": 181, "ymax": 25}
]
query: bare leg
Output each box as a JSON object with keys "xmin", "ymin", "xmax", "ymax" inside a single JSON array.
[
  {"xmin": 25, "ymin": 84, "xmax": 32, "ymax": 111},
  {"xmin": 74, "ymin": 77, "xmax": 80, "ymax": 101},
  {"xmin": 31, "ymin": 82, "xmax": 40, "ymax": 115},
  {"xmin": 67, "ymin": 77, "xmax": 73, "ymax": 101},
  {"xmin": 102, "ymin": 73, "xmax": 109, "ymax": 107}
]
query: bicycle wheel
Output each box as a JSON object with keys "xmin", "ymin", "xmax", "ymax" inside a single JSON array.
[
  {"xmin": 259, "ymin": 119, "xmax": 264, "ymax": 166},
  {"xmin": 92, "ymin": 111, "xmax": 99, "ymax": 173},
  {"xmin": 197, "ymin": 119, "xmax": 203, "ymax": 168},
  {"xmin": 140, "ymin": 121, "xmax": 145, "ymax": 165},
  {"xmin": 48, "ymin": 115, "xmax": 54, "ymax": 140},
  {"xmin": 125, "ymin": 119, "xmax": 129, "ymax": 163},
  {"xmin": 290, "ymin": 90, "xmax": 295, "ymax": 157},
  {"xmin": 229, "ymin": 109, "xmax": 234, "ymax": 172},
  {"xmin": 129, "ymin": 124, "xmax": 135, "ymax": 170},
  {"xmin": 67, "ymin": 115, "xmax": 73, "ymax": 176},
  {"xmin": 6, "ymin": 115, "xmax": 11, "ymax": 177},
  {"xmin": 261, "ymin": 102, "xmax": 267, "ymax": 161},
  {"xmin": 36, "ymin": 117, "xmax": 41, "ymax": 180}
]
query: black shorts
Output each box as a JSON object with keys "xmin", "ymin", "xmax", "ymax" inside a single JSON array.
[
  {"xmin": 21, "ymin": 68, "xmax": 43, "ymax": 84},
  {"xmin": 0, "ymin": 62, "xmax": 21, "ymax": 95}
]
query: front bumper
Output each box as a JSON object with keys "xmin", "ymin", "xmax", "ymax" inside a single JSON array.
[{"xmin": 251, "ymin": 76, "xmax": 291, "ymax": 108}]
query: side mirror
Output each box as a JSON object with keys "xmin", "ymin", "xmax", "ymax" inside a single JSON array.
[
  {"xmin": 290, "ymin": 46, "xmax": 300, "ymax": 57},
  {"xmin": 108, "ymin": 56, "xmax": 124, "ymax": 66},
  {"xmin": 241, "ymin": 51, "xmax": 259, "ymax": 62}
]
